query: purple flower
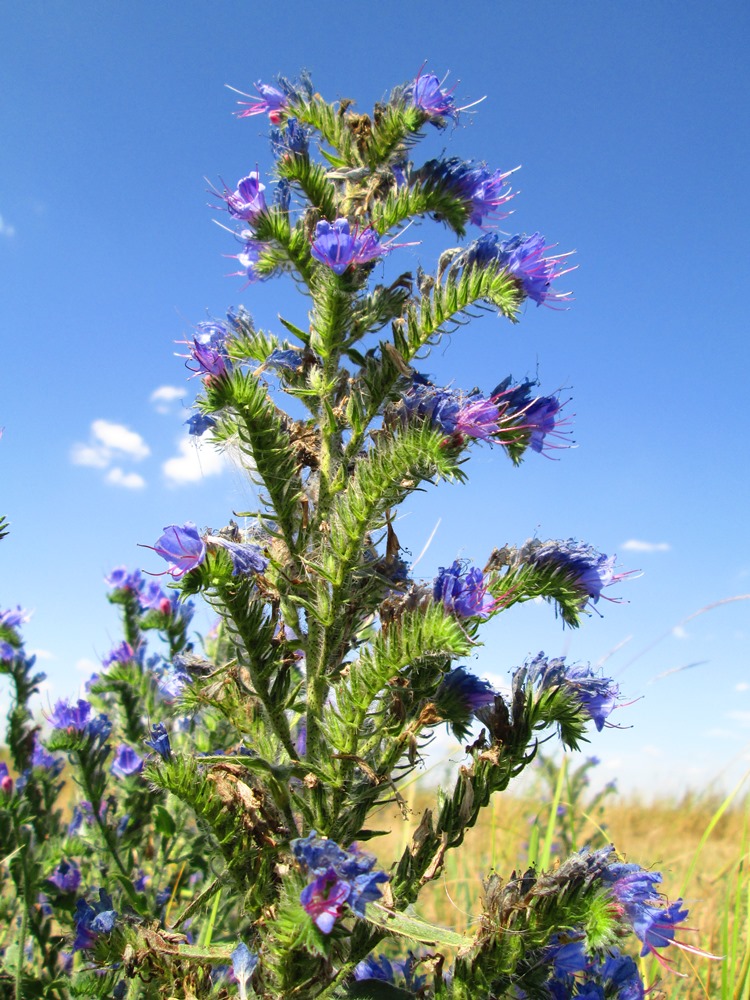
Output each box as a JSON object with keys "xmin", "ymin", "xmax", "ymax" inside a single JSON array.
[
  {"xmin": 526, "ymin": 655, "xmax": 621, "ymax": 732},
  {"xmin": 435, "ymin": 667, "xmax": 496, "ymax": 739},
  {"xmin": 188, "ymin": 338, "xmax": 231, "ymax": 379},
  {"xmin": 525, "ymin": 539, "xmax": 630, "ymax": 606},
  {"xmin": 31, "ymin": 734, "xmax": 61, "ymax": 771},
  {"xmin": 231, "ymin": 942, "xmax": 259, "ymax": 1000},
  {"xmin": 102, "ymin": 641, "xmax": 136, "ymax": 667},
  {"xmin": 310, "ymin": 219, "xmax": 386, "ymax": 275},
  {"xmin": 48, "ymin": 698, "xmax": 92, "ymax": 731},
  {"xmin": 400, "ymin": 379, "xmax": 461, "ymax": 434},
  {"xmin": 105, "ymin": 567, "xmax": 143, "ymax": 592},
  {"xmin": 270, "ymin": 117, "xmax": 310, "ymax": 158},
  {"xmin": 235, "ymin": 81, "xmax": 288, "ymax": 123},
  {"xmin": 185, "ymin": 413, "xmax": 217, "ymax": 437},
  {"xmin": 300, "ymin": 870, "xmax": 351, "ymax": 934},
  {"xmin": 47, "ymin": 860, "xmax": 82, "ymax": 893},
  {"xmin": 194, "ymin": 320, "xmax": 229, "ymax": 349},
  {"xmin": 595, "ymin": 952, "xmax": 644, "ymax": 999},
  {"xmin": 0, "ymin": 761, "xmax": 12, "ymax": 795},
  {"xmin": 462, "ymin": 232, "xmax": 575, "ymax": 306},
  {"xmin": 0, "ymin": 607, "xmax": 29, "ymax": 630},
  {"xmin": 609, "ymin": 869, "xmax": 691, "ymax": 961},
  {"xmin": 422, "ymin": 157, "xmax": 517, "ymax": 225},
  {"xmin": 110, "ymin": 743, "xmax": 144, "ymax": 779},
  {"xmin": 155, "ymin": 661, "xmax": 192, "ymax": 701},
  {"xmin": 72, "ymin": 889, "xmax": 117, "ymax": 951},
  {"xmin": 143, "ymin": 522, "xmax": 206, "ymax": 579},
  {"xmin": 218, "ymin": 172, "xmax": 267, "ymax": 222},
  {"xmin": 208, "ymin": 538, "xmax": 268, "ymax": 577},
  {"xmin": 265, "ymin": 348, "xmax": 304, "ymax": 374},
  {"xmin": 354, "ymin": 955, "xmax": 395, "ymax": 982},
  {"xmin": 433, "ymin": 561, "xmax": 495, "ymax": 619},
  {"xmin": 411, "ymin": 69, "xmax": 459, "ymax": 124},
  {"xmin": 292, "ymin": 832, "xmax": 348, "ymax": 874},
  {"xmin": 454, "ymin": 398, "xmax": 500, "ymax": 441},
  {"xmin": 292, "ymin": 832, "xmax": 389, "ymax": 931},
  {"xmin": 144, "ymin": 722, "xmax": 171, "ymax": 761}
]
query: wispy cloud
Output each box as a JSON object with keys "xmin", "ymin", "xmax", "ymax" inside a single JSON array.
[
  {"xmin": 150, "ymin": 385, "xmax": 185, "ymax": 414},
  {"xmin": 105, "ymin": 467, "xmax": 146, "ymax": 490},
  {"xmin": 71, "ymin": 419, "xmax": 150, "ymax": 468},
  {"xmin": 737, "ymin": 682, "xmax": 750, "ymax": 692},
  {"xmin": 621, "ymin": 539, "xmax": 671, "ymax": 553},
  {"xmin": 727, "ymin": 710, "xmax": 750, "ymax": 726},
  {"xmin": 71, "ymin": 419, "xmax": 150, "ymax": 488},
  {"xmin": 672, "ymin": 625, "xmax": 688, "ymax": 639},
  {"xmin": 162, "ymin": 436, "xmax": 225, "ymax": 486},
  {"xmin": 0, "ymin": 214, "xmax": 15, "ymax": 238}
]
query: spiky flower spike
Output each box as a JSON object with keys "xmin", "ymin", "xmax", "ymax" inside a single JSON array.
[{"xmin": 0, "ymin": 67, "xmax": 710, "ymax": 1000}]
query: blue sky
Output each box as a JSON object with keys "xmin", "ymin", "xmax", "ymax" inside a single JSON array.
[{"xmin": 1, "ymin": 0, "xmax": 748, "ymax": 795}]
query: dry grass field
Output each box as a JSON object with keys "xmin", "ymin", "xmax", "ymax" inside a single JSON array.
[{"xmin": 369, "ymin": 780, "xmax": 750, "ymax": 999}]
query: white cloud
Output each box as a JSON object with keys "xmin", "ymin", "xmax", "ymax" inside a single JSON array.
[
  {"xmin": 727, "ymin": 710, "xmax": 750, "ymax": 726},
  {"xmin": 162, "ymin": 436, "xmax": 225, "ymax": 486},
  {"xmin": 71, "ymin": 419, "xmax": 150, "ymax": 471},
  {"xmin": 76, "ymin": 657, "xmax": 99, "ymax": 675},
  {"xmin": 91, "ymin": 419, "xmax": 150, "ymax": 460},
  {"xmin": 736, "ymin": 682, "xmax": 750, "ymax": 692},
  {"xmin": 105, "ymin": 467, "xmax": 146, "ymax": 490},
  {"xmin": 28, "ymin": 648, "xmax": 54, "ymax": 661},
  {"xmin": 621, "ymin": 539, "xmax": 671, "ymax": 553},
  {"xmin": 150, "ymin": 385, "xmax": 185, "ymax": 414},
  {"xmin": 672, "ymin": 625, "xmax": 688, "ymax": 639},
  {"xmin": 704, "ymin": 728, "xmax": 742, "ymax": 741},
  {"xmin": 70, "ymin": 442, "xmax": 111, "ymax": 468},
  {"xmin": 0, "ymin": 215, "xmax": 15, "ymax": 238}
]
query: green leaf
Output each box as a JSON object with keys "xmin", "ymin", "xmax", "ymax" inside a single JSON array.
[
  {"xmin": 154, "ymin": 804, "xmax": 177, "ymax": 838},
  {"xmin": 363, "ymin": 903, "xmax": 474, "ymax": 949}
]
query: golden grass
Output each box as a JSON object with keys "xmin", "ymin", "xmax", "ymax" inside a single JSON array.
[{"xmin": 367, "ymin": 782, "xmax": 750, "ymax": 999}]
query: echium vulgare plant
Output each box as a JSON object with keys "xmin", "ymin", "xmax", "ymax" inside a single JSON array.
[{"xmin": 0, "ymin": 69, "xmax": 715, "ymax": 999}]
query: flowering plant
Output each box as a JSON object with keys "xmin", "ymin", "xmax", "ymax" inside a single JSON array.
[{"xmin": 0, "ymin": 69, "xmax": 711, "ymax": 999}]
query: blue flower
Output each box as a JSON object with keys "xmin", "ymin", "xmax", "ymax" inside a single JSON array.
[
  {"xmin": 433, "ymin": 561, "xmax": 495, "ymax": 619},
  {"xmin": 143, "ymin": 522, "xmax": 206, "ymax": 580},
  {"xmin": 185, "ymin": 413, "xmax": 217, "ymax": 437},
  {"xmin": 110, "ymin": 744, "xmax": 144, "ymax": 779},
  {"xmin": 399, "ymin": 378, "xmax": 461, "ymax": 434},
  {"xmin": 102, "ymin": 641, "xmax": 137, "ymax": 668},
  {"xmin": 105, "ymin": 568, "xmax": 143, "ymax": 592},
  {"xmin": 31, "ymin": 734, "xmax": 62, "ymax": 771},
  {"xmin": 300, "ymin": 870, "xmax": 351, "ymax": 934},
  {"xmin": 454, "ymin": 397, "xmax": 500, "ymax": 441},
  {"xmin": 270, "ymin": 117, "xmax": 310, "ymax": 157},
  {"xmin": 72, "ymin": 889, "xmax": 117, "ymax": 951},
  {"xmin": 208, "ymin": 538, "xmax": 269, "ymax": 577},
  {"xmin": 216, "ymin": 172, "xmax": 267, "ymax": 222},
  {"xmin": 47, "ymin": 860, "xmax": 82, "ymax": 893},
  {"xmin": 231, "ymin": 942, "xmax": 259, "ymax": 1000},
  {"xmin": 462, "ymin": 232, "xmax": 575, "ymax": 306},
  {"xmin": 410, "ymin": 69, "xmax": 460, "ymax": 125},
  {"xmin": 422, "ymin": 157, "xmax": 517, "ymax": 225},
  {"xmin": 48, "ymin": 698, "xmax": 92, "ymax": 731},
  {"xmin": 526, "ymin": 654, "xmax": 621, "ymax": 732},
  {"xmin": 265, "ymin": 348, "xmax": 304, "ymax": 374},
  {"xmin": 525, "ymin": 539, "xmax": 630, "ymax": 607},
  {"xmin": 235, "ymin": 81, "xmax": 289, "ymax": 123},
  {"xmin": 291, "ymin": 832, "xmax": 389, "ymax": 932},
  {"xmin": 310, "ymin": 219, "xmax": 386, "ymax": 275},
  {"xmin": 144, "ymin": 722, "xmax": 172, "ymax": 761},
  {"xmin": 435, "ymin": 667, "xmax": 496, "ymax": 739}
]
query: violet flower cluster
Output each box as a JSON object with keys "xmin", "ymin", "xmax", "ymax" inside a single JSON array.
[{"xmin": 291, "ymin": 832, "xmax": 389, "ymax": 934}]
